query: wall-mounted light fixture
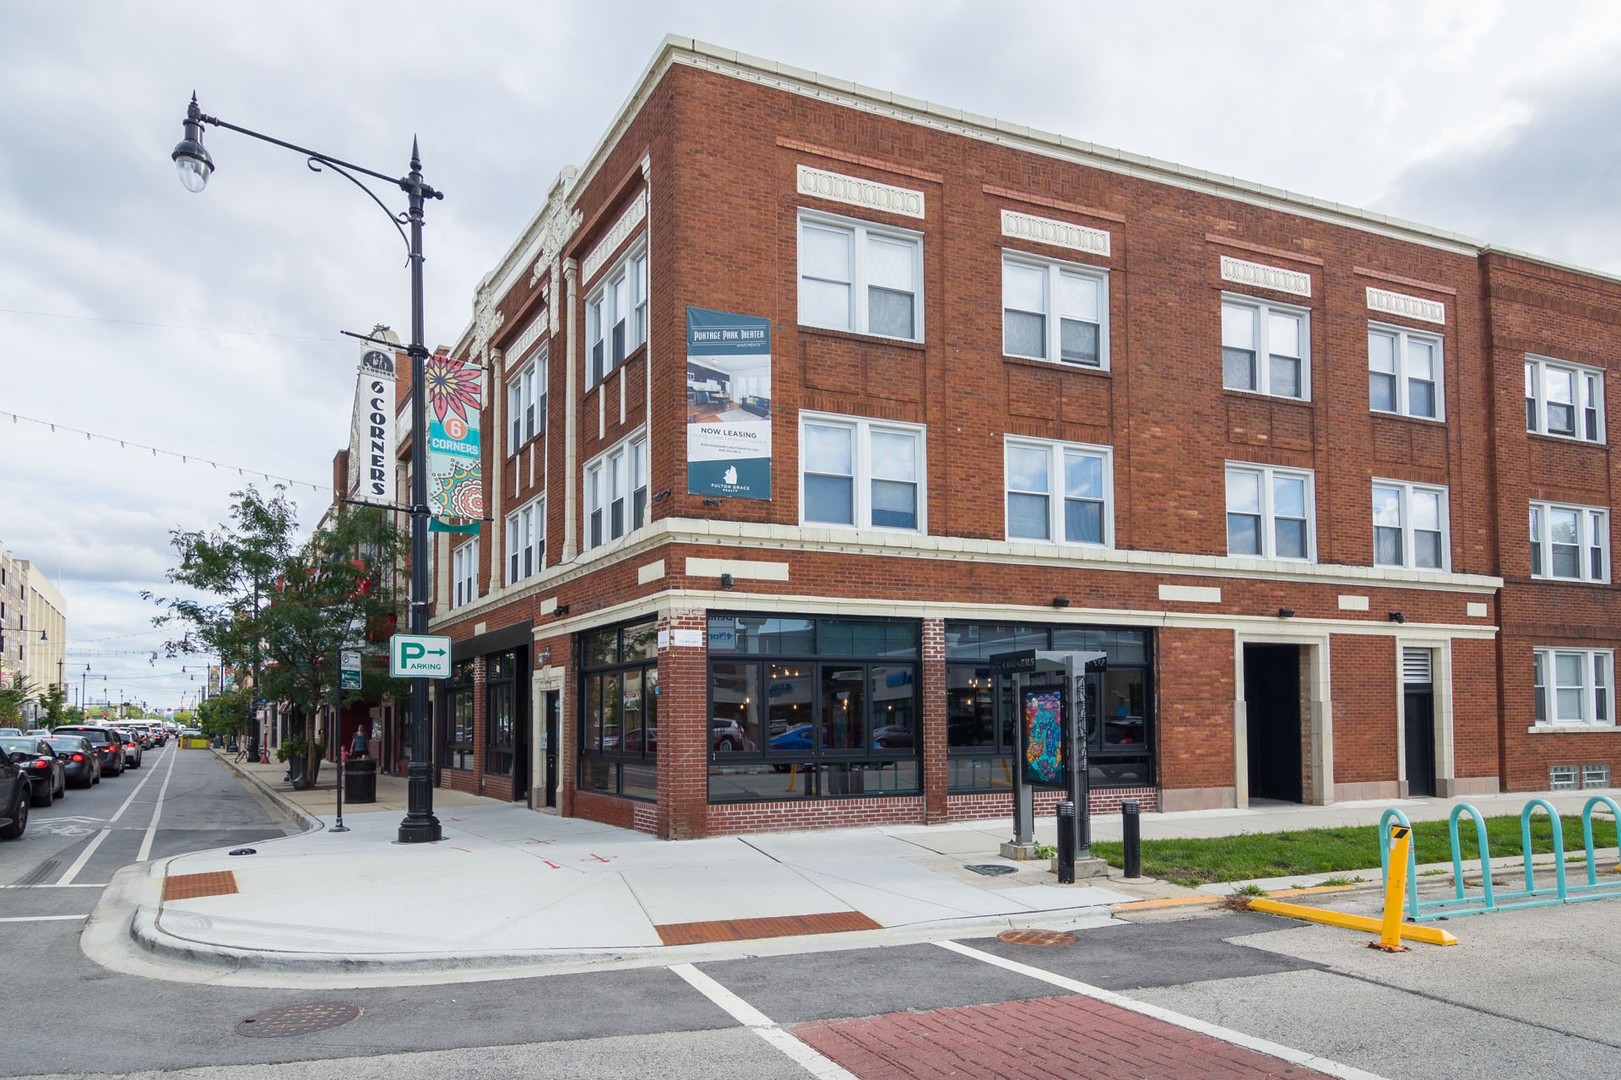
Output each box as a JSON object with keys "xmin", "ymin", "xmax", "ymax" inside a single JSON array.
[
  {"xmin": 702, "ymin": 498, "xmax": 722, "ymax": 507},
  {"xmin": 1388, "ymin": 611, "xmax": 1406, "ymax": 624},
  {"xmin": 1277, "ymin": 607, "xmax": 1295, "ymax": 619},
  {"xmin": 537, "ymin": 646, "xmax": 552, "ymax": 665},
  {"xmin": 720, "ymin": 573, "xmax": 735, "ymax": 590},
  {"xmin": 1051, "ymin": 596, "xmax": 1070, "ymax": 608},
  {"xmin": 554, "ymin": 603, "xmax": 570, "ymax": 617}
]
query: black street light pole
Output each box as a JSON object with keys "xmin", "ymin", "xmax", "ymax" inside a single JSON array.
[{"xmin": 172, "ymin": 93, "xmax": 443, "ymax": 843}]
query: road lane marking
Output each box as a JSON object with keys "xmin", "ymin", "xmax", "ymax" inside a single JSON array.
[
  {"xmin": 670, "ymin": 963, "xmax": 857, "ymax": 1080},
  {"xmin": 136, "ymin": 743, "xmax": 181, "ymax": 863},
  {"xmin": 53, "ymin": 829, "xmax": 113, "ymax": 887},
  {"xmin": 0, "ymin": 915, "xmax": 88, "ymax": 923},
  {"xmin": 108, "ymin": 753, "xmax": 166, "ymax": 823},
  {"xmin": 935, "ymin": 940, "xmax": 1389, "ymax": 1080}
]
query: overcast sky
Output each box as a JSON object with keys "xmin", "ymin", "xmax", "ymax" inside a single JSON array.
[{"xmin": 4, "ymin": 0, "xmax": 1620, "ymax": 712}]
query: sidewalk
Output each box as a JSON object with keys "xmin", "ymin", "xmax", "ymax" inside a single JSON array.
[{"xmin": 102, "ymin": 750, "xmax": 1618, "ymax": 980}]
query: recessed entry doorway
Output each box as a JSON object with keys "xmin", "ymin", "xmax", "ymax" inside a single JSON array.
[{"xmin": 1244, "ymin": 643, "xmax": 1303, "ymax": 803}]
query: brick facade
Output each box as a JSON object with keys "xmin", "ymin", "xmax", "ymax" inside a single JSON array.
[{"xmin": 417, "ymin": 38, "xmax": 1620, "ymax": 840}]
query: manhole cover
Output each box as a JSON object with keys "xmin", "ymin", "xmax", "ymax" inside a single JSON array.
[
  {"xmin": 965, "ymin": 864, "xmax": 1018, "ymax": 877},
  {"xmin": 998, "ymin": 929, "xmax": 1076, "ymax": 947},
  {"xmin": 236, "ymin": 1002, "xmax": 360, "ymax": 1038}
]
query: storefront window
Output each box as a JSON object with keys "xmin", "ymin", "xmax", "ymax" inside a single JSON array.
[
  {"xmin": 578, "ymin": 619, "xmax": 658, "ymax": 800},
  {"xmin": 486, "ymin": 652, "xmax": 516, "ymax": 776},
  {"xmin": 944, "ymin": 622, "xmax": 1154, "ymax": 792},
  {"xmin": 708, "ymin": 614, "xmax": 921, "ymax": 802},
  {"xmin": 439, "ymin": 660, "xmax": 474, "ymax": 771}
]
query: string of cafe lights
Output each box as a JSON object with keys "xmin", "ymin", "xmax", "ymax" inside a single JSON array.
[{"xmin": 0, "ymin": 410, "xmax": 329, "ymax": 493}]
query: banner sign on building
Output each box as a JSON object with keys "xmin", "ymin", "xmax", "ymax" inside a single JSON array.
[
  {"xmin": 425, "ymin": 354, "xmax": 485, "ymax": 522},
  {"xmin": 686, "ymin": 306, "xmax": 771, "ymax": 500},
  {"xmin": 346, "ymin": 349, "xmax": 397, "ymax": 502}
]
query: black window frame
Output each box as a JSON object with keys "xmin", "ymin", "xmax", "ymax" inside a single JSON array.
[
  {"xmin": 439, "ymin": 660, "xmax": 475, "ymax": 771},
  {"xmin": 577, "ymin": 619, "xmax": 659, "ymax": 800},
  {"xmin": 485, "ymin": 651, "xmax": 517, "ymax": 777}
]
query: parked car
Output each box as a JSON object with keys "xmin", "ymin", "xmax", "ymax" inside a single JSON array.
[
  {"xmin": 110, "ymin": 727, "xmax": 142, "ymax": 769},
  {"xmin": 711, "ymin": 718, "xmax": 749, "ymax": 752},
  {"xmin": 0, "ymin": 754, "xmax": 28, "ymax": 839},
  {"xmin": 44, "ymin": 735, "xmax": 101, "ymax": 788},
  {"xmin": 0, "ymin": 729, "xmax": 20, "ymax": 737},
  {"xmin": 1, "ymin": 737, "xmax": 65, "ymax": 807},
  {"xmin": 871, "ymin": 724, "xmax": 914, "ymax": 749},
  {"xmin": 49, "ymin": 725, "xmax": 125, "ymax": 777},
  {"xmin": 768, "ymin": 724, "xmax": 814, "ymax": 752}
]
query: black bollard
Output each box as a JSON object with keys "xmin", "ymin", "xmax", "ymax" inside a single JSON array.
[
  {"xmin": 1122, "ymin": 800, "xmax": 1142, "ymax": 878},
  {"xmin": 1056, "ymin": 800, "xmax": 1076, "ymax": 884}
]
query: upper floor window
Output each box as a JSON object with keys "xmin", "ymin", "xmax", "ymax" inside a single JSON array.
[
  {"xmin": 1526, "ymin": 356, "xmax": 1604, "ymax": 443},
  {"xmin": 1002, "ymin": 254, "xmax": 1107, "ymax": 369},
  {"xmin": 507, "ymin": 347, "xmax": 547, "ymax": 448},
  {"xmin": 1226, "ymin": 463, "xmax": 1313, "ymax": 560},
  {"xmin": 1005, "ymin": 438, "xmax": 1112, "ymax": 546},
  {"xmin": 505, "ymin": 496, "xmax": 545, "ymax": 585},
  {"xmin": 451, "ymin": 539, "xmax": 479, "ymax": 609},
  {"xmin": 1222, "ymin": 297, "xmax": 1308, "ymax": 400},
  {"xmin": 798, "ymin": 213, "xmax": 922, "ymax": 342},
  {"xmin": 1373, "ymin": 481, "xmax": 1448, "ymax": 570},
  {"xmin": 587, "ymin": 250, "xmax": 649, "ymax": 388},
  {"xmin": 801, "ymin": 413, "xmax": 923, "ymax": 532},
  {"xmin": 1534, "ymin": 648, "xmax": 1613, "ymax": 727},
  {"xmin": 1530, "ymin": 502, "xmax": 1608, "ymax": 583},
  {"xmin": 1369, "ymin": 325, "xmax": 1442, "ymax": 419},
  {"xmin": 584, "ymin": 434, "xmax": 648, "ymax": 551}
]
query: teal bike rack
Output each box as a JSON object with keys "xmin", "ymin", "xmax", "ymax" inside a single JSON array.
[{"xmin": 1381, "ymin": 797, "xmax": 1621, "ymax": 922}]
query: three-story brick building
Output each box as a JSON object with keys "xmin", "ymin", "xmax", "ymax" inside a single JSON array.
[{"xmin": 420, "ymin": 37, "xmax": 1617, "ymax": 838}]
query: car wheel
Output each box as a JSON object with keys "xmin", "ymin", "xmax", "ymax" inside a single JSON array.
[
  {"xmin": 0, "ymin": 795, "xmax": 26, "ymax": 839},
  {"xmin": 31, "ymin": 780, "xmax": 53, "ymax": 808}
]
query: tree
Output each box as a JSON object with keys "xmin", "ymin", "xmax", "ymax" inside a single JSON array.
[
  {"xmin": 150, "ymin": 487, "xmax": 406, "ymax": 788},
  {"xmin": 0, "ymin": 673, "xmax": 38, "ymax": 725},
  {"xmin": 197, "ymin": 688, "xmax": 251, "ymax": 743},
  {"xmin": 39, "ymin": 684, "xmax": 68, "ymax": 727}
]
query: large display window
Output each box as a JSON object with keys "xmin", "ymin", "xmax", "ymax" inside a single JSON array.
[{"xmin": 578, "ymin": 619, "xmax": 659, "ymax": 800}]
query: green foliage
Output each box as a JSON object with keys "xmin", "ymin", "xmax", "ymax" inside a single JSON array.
[
  {"xmin": 197, "ymin": 688, "xmax": 251, "ymax": 740},
  {"xmin": 274, "ymin": 733, "xmax": 308, "ymax": 764},
  {"xmin": 39, "ymin": 684, "xmax": 68, "ymax": 727},
  {"xmin": 150, "ymin": 485, "xmax": 406, "ymax": 781},
  {"xmin": 0, "ymin": 673, "xmax": 38, "ymax": 724},
  {"xmin": 1091, "ymin": 815, "xmax": 1621, "ymax": 888}
]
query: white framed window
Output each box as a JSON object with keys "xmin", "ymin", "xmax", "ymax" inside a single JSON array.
[
  {"xmin": 584, "ymin": 433, "xmax": 649, "ymax": 550},
  {"xmin": 1222, "ymin": 296, "xmax": 1309, "ymax": 400},
  {"xmin": 451, "ymin": 539, "xmax": 479, "ymax": 609},
  {"xmin": 798, "ymin": 212, "xmax": 922, "ymax": 342},
  {"xmin": 1372, "ymin": 481, "xmax": 1449, "ymax": 570},
  {"xmin": 800, "ymin": 412, "xmax": 924, "ymax": 532},
  {"xmin": 1533, "ymin": 648, "xmax": 1613, "ymax": 727},
  {"xmin": 504, "ymin": 497, "xmax": 545, "ymax": 585},
  {"xmin": 1584, "ymin": 763, "xmax": 1612, "ymax": 787},
  {"xmin": 1530, "ymin": 502, "xmax": 1608, "ymax": 582},
  {"xmin": 506, "ymin": 347, "xmax": 546, "ymax": 448},
  {"xmin": 1550, "ymin": 765, "xmax": 1579, "ymax": 790},
  {"xmin": 1369, "ymin": 324, "xmax": 1442, "ymax": 419},
  {"xmin": 1226, "ymin": 463, "xmax": 1313, "ymax": 561},
  {"xmin": 586, "ymin": 249, "xmax": 649, "ymax": 388},
  {"xmin": 1002, "ymin": 253, "xmax": 1108, "ymax": 369},
  {"xmin": 1526, "ymin": 355, "xmax": 1604, "ymax": 443},
  {"xmin": 1004, "ymin": 438, "xmax": 1112, "ymax": 546}
]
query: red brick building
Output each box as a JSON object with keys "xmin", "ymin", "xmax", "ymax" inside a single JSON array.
[{"xmin": 421, "ymin": 37, "xmax": 1619, "ymax": 838}]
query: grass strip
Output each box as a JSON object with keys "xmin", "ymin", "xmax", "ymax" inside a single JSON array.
[{"xmin": 1090, "ymin": 814, "xmax": 1617, "ymax": 888}]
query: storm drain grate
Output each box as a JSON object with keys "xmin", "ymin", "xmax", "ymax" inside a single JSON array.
[
  {"xmin": 163, "ymin": 871, "xmax": 238, "ymax": 901},
  {"xmin": 236, "ymin": 1002, "xmax": 360, "ymax": 1038},
  {"xmin": 998, "ymin": 929, "xmax": 1076, "ymax": 947},
  {"xmin": 965, "ymin": 864, "xmax": 1018, "ymax": 877}
]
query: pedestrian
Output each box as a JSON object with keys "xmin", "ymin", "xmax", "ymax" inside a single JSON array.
[{"xmin": 350, "ymin": 722, "xmax": 369, "ymax": 759}]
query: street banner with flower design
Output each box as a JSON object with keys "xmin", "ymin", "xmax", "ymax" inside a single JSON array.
[{"xmin": 425, "ymin": 354, "xmax": 484, "ymax": 524}]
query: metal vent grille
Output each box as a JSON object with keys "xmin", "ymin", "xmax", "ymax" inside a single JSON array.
[{"xmin": 1403, "ymin": 648, "xmax": 1433, "ymax": 685}]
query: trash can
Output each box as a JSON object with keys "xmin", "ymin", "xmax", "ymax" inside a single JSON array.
[{"xmin": 344, "ymin": 757, "xmax": 377, "ymax": 804}]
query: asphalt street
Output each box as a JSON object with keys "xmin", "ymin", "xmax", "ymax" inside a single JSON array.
[{"xmin": 1, "ymin": 748, "xmax": 1616, "ymax": 1078}]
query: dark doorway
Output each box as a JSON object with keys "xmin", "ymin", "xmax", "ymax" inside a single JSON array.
[
  {"xmin": 1404, "ymin": 688, "xmax": 1436, "ymax": 797},
  {"xmin": 543, "ymin": 690, "xmax": 560, "ymax": 808},
  {"xmin": 1245, "ymin": 644, "xmax": 1303, "ymax": 802}
]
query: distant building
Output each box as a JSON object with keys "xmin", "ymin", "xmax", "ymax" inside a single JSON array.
[
  {"xmin": 419, "ymin": 37, "xmax": 1620, "ymax": 837},
  {"xmin": 0, "ymin": 549, "xmax": 66, "ymax": 720}
]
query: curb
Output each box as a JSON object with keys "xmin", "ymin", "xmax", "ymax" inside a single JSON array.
[{"xmin": 215, "ymin": 750, "xmax": 323, "ymax": 833}]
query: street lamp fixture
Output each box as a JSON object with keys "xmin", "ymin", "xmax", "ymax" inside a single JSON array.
[{"xmin": 171, "ymin": 92, "xmax": 444, "ymax": 843}]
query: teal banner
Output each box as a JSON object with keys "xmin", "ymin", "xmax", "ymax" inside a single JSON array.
[{"xmin": 686, "ymin": 306, "xmax": 771, "ymax": 500}]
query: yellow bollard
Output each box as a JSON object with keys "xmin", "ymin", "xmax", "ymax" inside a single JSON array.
[{"xmin": 1372, "ymin": 823, "xmax": 1412, "ymax": 953}]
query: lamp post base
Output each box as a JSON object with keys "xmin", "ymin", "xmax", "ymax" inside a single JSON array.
[{"xmin": 396, "ymin": 764, "xmax": 442, "ymax": 843}]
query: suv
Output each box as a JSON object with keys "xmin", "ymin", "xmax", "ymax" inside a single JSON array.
[
  {"xmin": 50, "ymin": 725, "xmax": 126, "ymax": 777},
  {"xmin": 110, "ymin": 727, "xmax": 143, "ymax": 769}
]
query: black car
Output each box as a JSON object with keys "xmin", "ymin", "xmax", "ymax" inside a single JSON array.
[
  {"xmin": 44, "ymin": 735, "xmax": 101, "ymax": 788},
  {"xmin": 0, "ymin": 755, "xmax": 27, "ymax": 839},
  {"xmin": 50, "ymin": 726, "xmax": 125, "ymax": 777},
  {"xmin": 1, "ymin": 737, "xmax": 66, "ymax": 807}
]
